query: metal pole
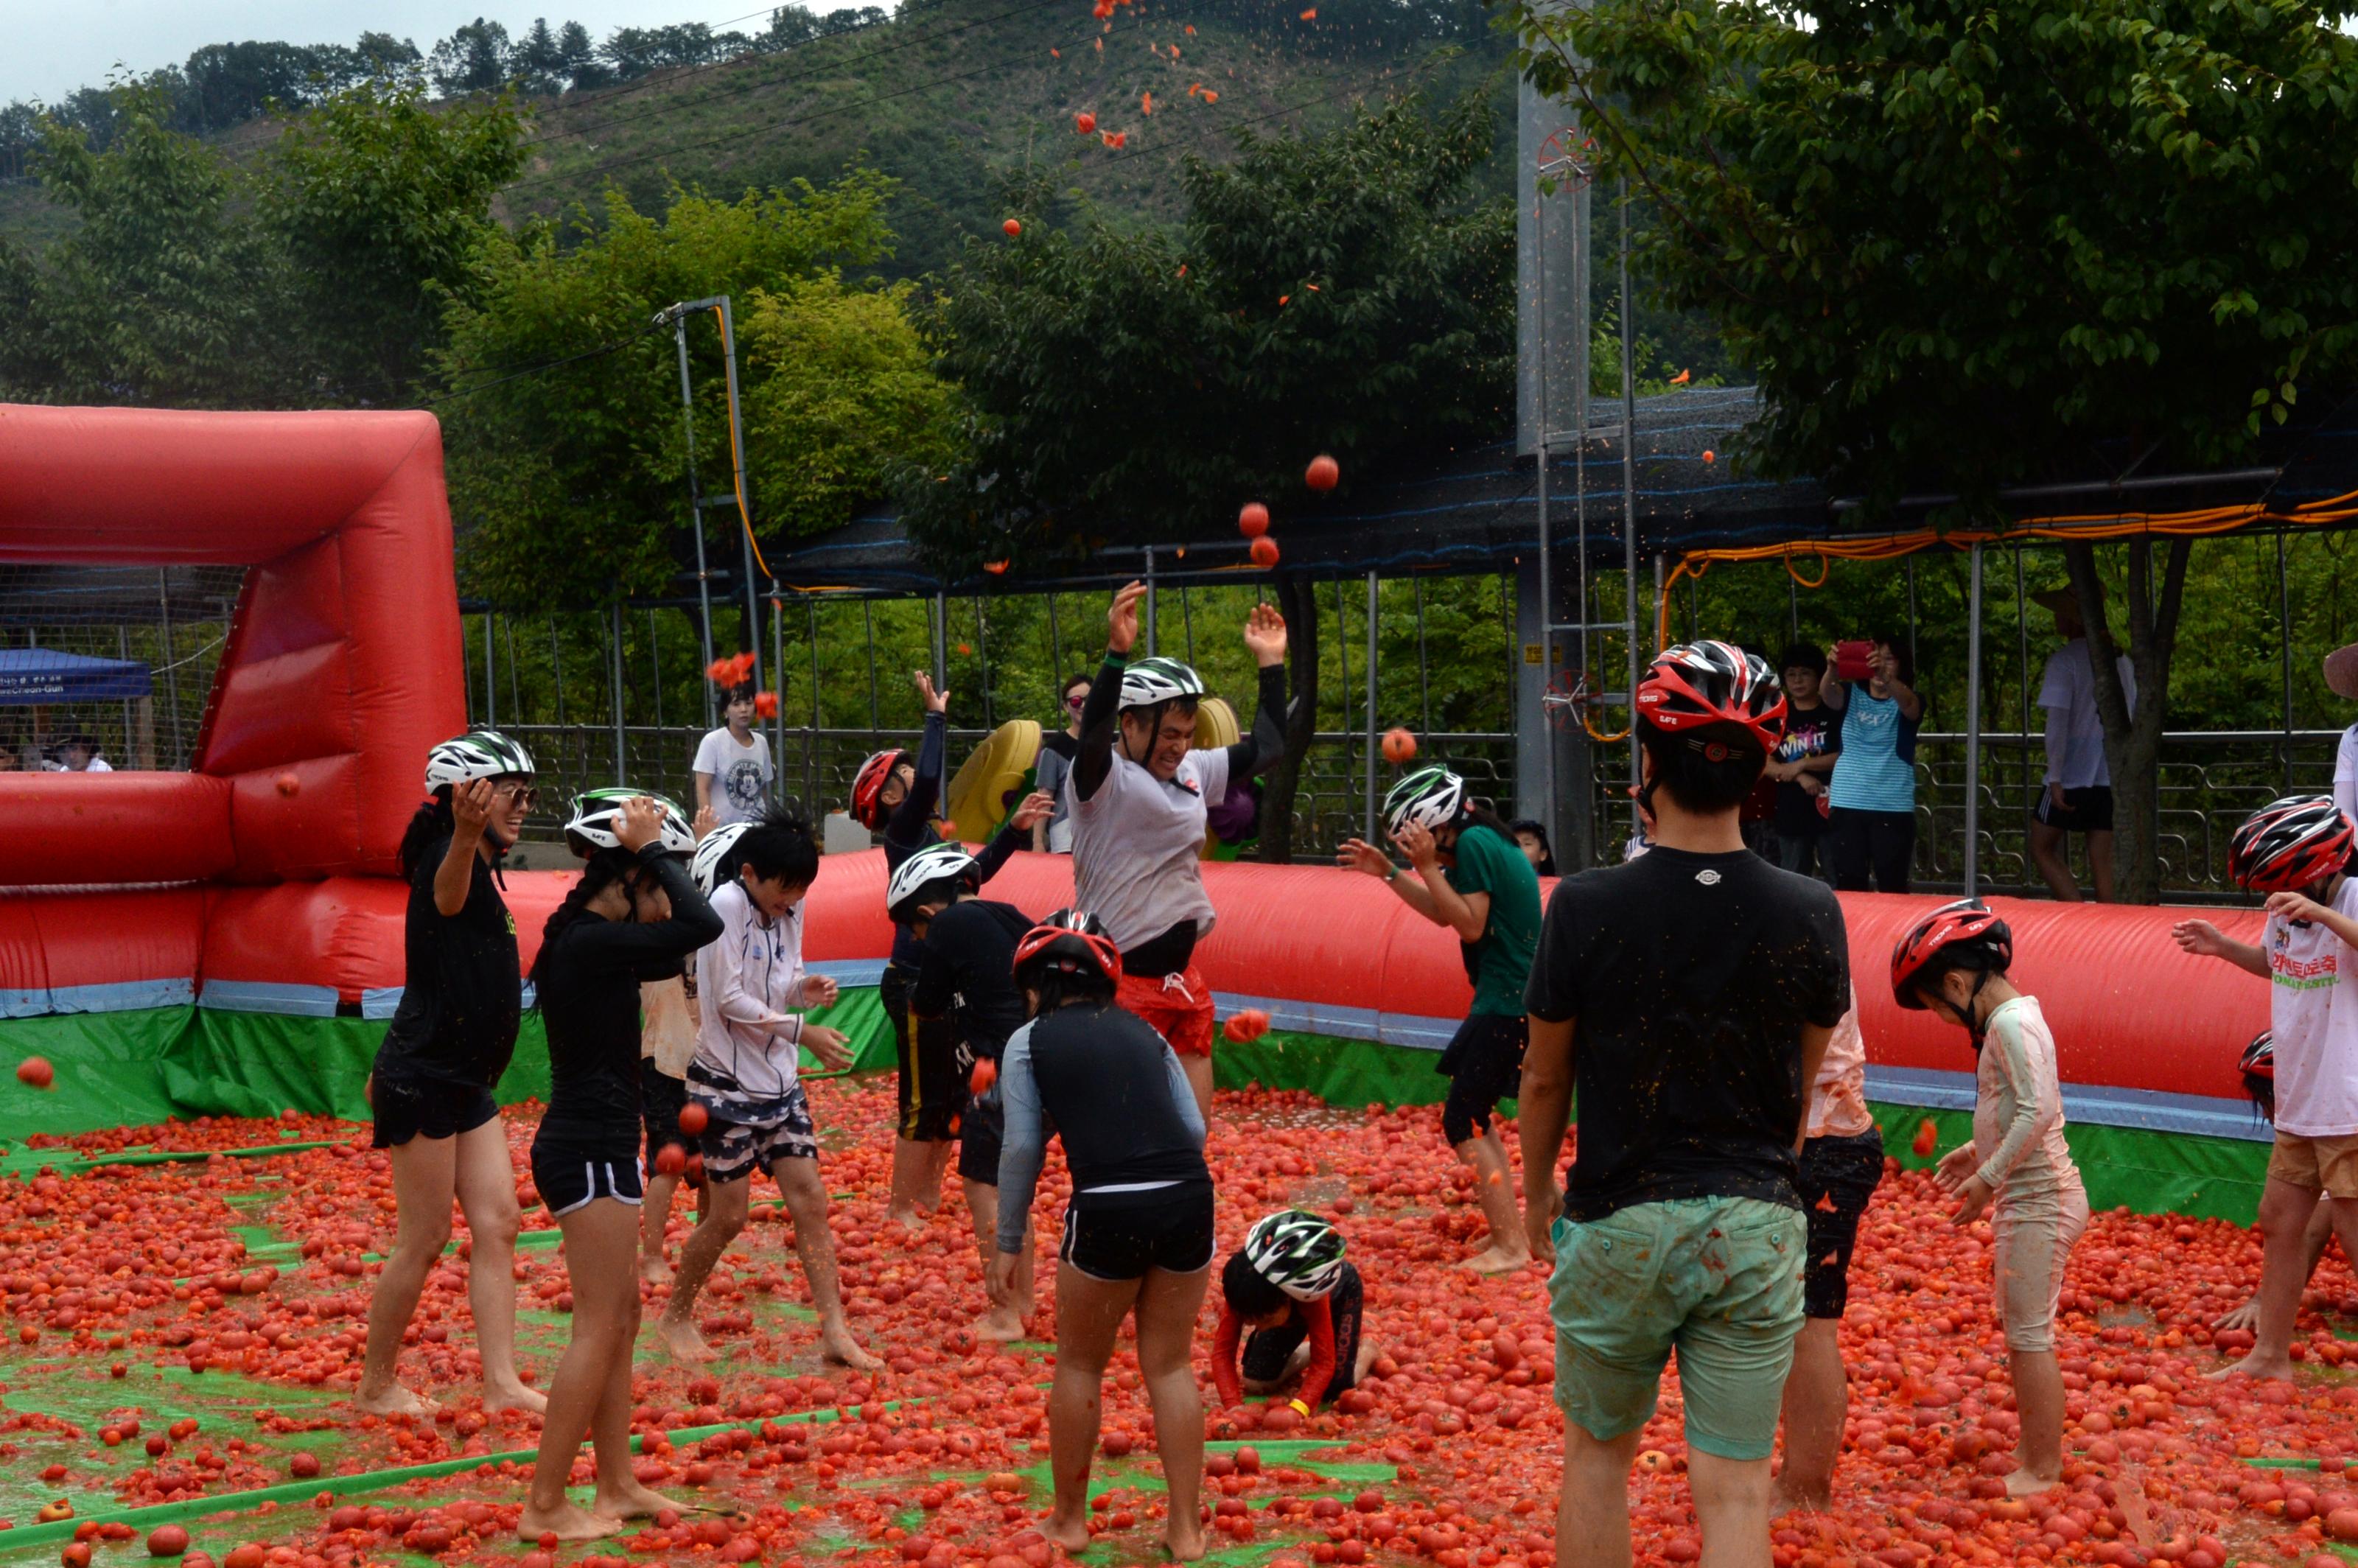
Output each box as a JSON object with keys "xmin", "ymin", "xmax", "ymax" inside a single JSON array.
[
  {"xmin": 2015, "ymin": 546, "xmax": 2032, "ymax": 881},
  {"xmin": 611, "ymin": 597, "xmax": 626, "ymax": 784},
  {"xmin": 673, "ymin": 315, "xmax": 716, "ymax": 730},
  {"xmin": 1536, "ymin": 206, "xmax": 1556, "ymax": 847},
  {"xmin": 2279, "ymin": 529, "xmax": 2296, "ymax": 794},
  {"xmin": 1413, "ymin": 577, "xmax": 1431, "ymax": 735},
  {"xmin": 1651, "ymin": 555, "xmax": 1665, "ymax": 655},
  {"xmin": 484, "ymin": 609, "xmax": 497, "ymax": 727},
  {"xmin": 1964, "ymin": 545, "xmax": 1985, "ymax": 898},
  {"xmin": 976, "ymin": 597, "xmax": 993, "ymax": 729},
  {"xmin": 808, "ymin": 597, "xmax": 822, "ymax": 812},
  {"xmin": 864, "ymin": 601, "xmax": 881, "ymax": 729},
  {"xmin": 931, "ymin": 592, "xmax": 947, "ymax": 689},
  {"xmin": 1180, "ymin": 584, "xmax": 1195, "ymax": 669},
  {"xmin": 1364, "ymin": 572, "xmax": 1379, "ymax": 842},
  {"xmin": 1906, "ymin": 556, "xmax": 1920, "ymax": 676},
  {"xmin": 550, "ymin": 614, "xmax": 566, "ymax": 724},
  {"xmin": 1143, "ymin": 547, "xmax": 1158, "ymax": 656},
  {"xmin": 713, "ymin": 298, "xmax": 760, "ymax": 696},
  {"xmin": 157, "ymin": 570, "xmax": 183, "ymax": 765},
  {"xmin": 118, "ymin": 626, "xmax": 133, "ymax": 763},
  {"xmin": 648, "ymin": 609, "xmax": 662, "ymax": 729},
  {"xmin": 1047, "ymin": 593, "xmax": 1064, "ymax": 685},
  {"xmin": 1619, "ymin": 177, "xmax": 1642, "ymax": 803},
  {"xmin": 771, "ymin": 586, "xmax": 786, "ymax": 802},
  {"xmin": 505, "ymin": 615, "xmax": 522, "ymax": 722}
]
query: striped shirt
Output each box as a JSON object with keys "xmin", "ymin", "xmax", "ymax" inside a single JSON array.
[
  {"xmin": 1827, "ymin": 686, "xmax": 1921, "ymax": 813},
  {"xmin": 690, "ymin": 881, "xmax": 814, "ymax": 1127}
]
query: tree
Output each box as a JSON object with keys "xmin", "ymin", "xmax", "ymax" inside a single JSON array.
[
  {"xmin": 1494, "ymin": 0, "xmax": 2358, "ymax": 901},
  {"xmin": 441, "ymin": 172, "xmax": 948, "ymax": 611},
  {"xmin": 175, "ymin": 41, "xmax": 331, "ymax": 133},
  {"xmin": 428, "ymin": 19, "xmax": 513, "ymax": 97},
  {"xmin": 509, "ymin": 20, "xmax": 570, "ymax": 97},
  {"xmin": 903, "ymin": 91, "xmax": 1514, "ymax": 858}
]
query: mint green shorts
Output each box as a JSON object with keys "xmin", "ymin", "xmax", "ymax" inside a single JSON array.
[{"xmin": 1547, "ymin": 1196, "xmax": 1805, "ymax": 1460}]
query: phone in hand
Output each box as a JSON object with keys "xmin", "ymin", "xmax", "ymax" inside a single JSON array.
[{"xmin": 1832, "ymin": 640, "xmax": 1875, "ymax": 682}]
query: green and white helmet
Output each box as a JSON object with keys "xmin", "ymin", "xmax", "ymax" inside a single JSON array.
[
  {"xmin": 565, "ymin": 788, "xmax": 696, "ymax": 856},
  {"xmin": 691, "ymin": 821, "xmax": 753, "ymax": 895},
  {"xmin": 424, "ymin": 729, "xmax": 536, "ymax": 791},
  {"xmin": 1382, "ymin": 764, "xmax": 1465, "ymax": 838},
  {"xmin": 1243, "ymin": 1208, "xmax": 1346, "ymax": 1301},
  {"xmin": 1118, "ymin": 656, "xmax": 1206, "ymax": 712},
  {"xmin": 885, "ymin": 840, "xmax": 978, "ymax": 923}
]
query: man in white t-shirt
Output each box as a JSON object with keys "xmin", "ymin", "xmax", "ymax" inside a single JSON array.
[
  {"xmin": 2028, "ymin": 589, "xmax": 2134, "ymax": 903},
  {"xmin": 693, "ymin": 687, "xmax": 775, "ymax": 827},
  {"xmin": 2326, "ymin": 643, "xmax": 2358, "ymax": 825}
]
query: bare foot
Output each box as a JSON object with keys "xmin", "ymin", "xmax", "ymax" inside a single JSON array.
[
  {"xmin": 592, "ymin": 1479, "xmax": 680, "ymax": 1521},
  {"xmin": 1768, "ymin": 1482, "xmax": 1830, "ymax": 1516},
  {"xmin": 484, "ymin": 1380, "xmax": 549, "ymax": 1417},
  {"xmin": 356, "ymin": 1382, "xmax": 439, "ymax": 1417},
  {"xmin": 2004, "ymin": 1467, "xmax": 2060, "ymax": 1499},
  {"xmin": 1164, "ymin": 1514, "xmax": 1207, "ymax": 1562},
  {"xmin": 640, "ymin": 1253, "xmax": 675, "ymax": 1286},
  {"xmin": 819, "ymin": 1322, "xmax": 884, "ymax": 1371},
  {"xmin": 660, "ymin": 1315, "xmax": 719, "ymax": 1363},
  {"xmin": 887, "ymin": 1206, "xmax": 928, "ymax": 1233},
  {"xmin": 1041, "ymin": 1512, "xmax": 1091, "ymax": 1554},
  {"xmin": 976, "ymin": 1306, "xmax": 1026, "ymax": 1343},
  {"xmin": 1459, "ymin": 1244, "xmax": 1533, "ymax": 1275},
  {"xmin": 2207, "ymin": 1352, "xmax": 2294, "ymax": 1382},
  {"xmin": 517, "ymin": 1500, "xmax": 622, "ymax": 1542}
]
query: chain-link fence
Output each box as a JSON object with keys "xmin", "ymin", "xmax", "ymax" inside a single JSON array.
[{"xmin": 0, "ymin": 565, "xmax": 245, "ymax": 773}]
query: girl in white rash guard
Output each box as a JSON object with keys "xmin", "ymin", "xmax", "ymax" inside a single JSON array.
[{"xmin": 1067, "ymin": 580, "xmax": 1290, "ymax": 1121}]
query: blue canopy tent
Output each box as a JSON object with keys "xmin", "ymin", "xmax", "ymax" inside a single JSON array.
[{"xmin": 0, "ymin": 649, "xmax": 152, "ymax": 704}]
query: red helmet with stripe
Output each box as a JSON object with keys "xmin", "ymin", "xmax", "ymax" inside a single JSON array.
[
  {"xmin": 1635, "ymin": 640, "xmax": 1787, "ymax": 757},
  {"xmin": 1014, "ymin": 908, "xmax": 1122, "ymax": 990},
  {"xmin": 2228, "ymin": 796, "xmax": 2354, "ymax": 892},
  {"xmin": 850, "ymin": 747, "xmax": 908, "ymax": 830},
  {"xmin": 1890, "ymin": 897, "xmax": 2014, "ymax": 1010},
  {"xmin": 2240, "ymin": 1029, "xmax": 2274, "ymax": 1082}
]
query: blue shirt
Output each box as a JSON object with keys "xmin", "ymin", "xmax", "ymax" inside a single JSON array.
[{"xmin": 1828, "ymin": 686, "xmax": 1920, "ymax": 813}]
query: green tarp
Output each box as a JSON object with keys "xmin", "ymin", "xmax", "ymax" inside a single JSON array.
[{"xmin": 0, "ymin": 991, "xmax": 2270, "ymax": 1224}]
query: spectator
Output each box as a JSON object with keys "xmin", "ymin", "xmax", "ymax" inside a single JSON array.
[
  {"xmin": 58, "ymin": 733, "xmax": 112, "ymax": 772},
  {"xmin": 692, "ymin": 686, "xmax": 774, "ymax": 827},
  {"xmin": 1508, "ymin": 818, "xmax": 1558, "ymax": 876},
  {"xmin": 1032, "ymin": 673, "xmax": 1090, "ymax": 853},
  {"xmin": 2326, "ymin": 642, "xmax": 2358, "ymax": 825},
  {"xmin": 1821, "ymin": 637, "xmax": 1923, "ymax": 892},
  {"xmin": 2027, "ymin": 589, "xmax": 2134, "ymax": 903},
  {"xmin": 1520, "ymin": 642, "xmax": 1847, "ymax": 1567},
  {"xmin": 1765, "ymin": 645, "xmax": 1841, "ymax": 883}
]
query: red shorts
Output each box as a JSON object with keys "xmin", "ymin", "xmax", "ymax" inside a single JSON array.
[{"xmin": 1116, "ymin": 965, "xmax": 1216, "ymax": 1058}]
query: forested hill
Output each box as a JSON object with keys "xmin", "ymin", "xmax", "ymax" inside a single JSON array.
[{"xmin": 0, "ymin": 0, "xmax": 1516, "ymax": 277}]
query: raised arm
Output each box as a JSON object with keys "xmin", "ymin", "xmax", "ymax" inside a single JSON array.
[
  {"xmin": 433, "ymin": 780, "xmax": 495, "ymax": 917},
  {"xmin": 1222, "ymin": 603, "xmax": 1292, "ymax": 777},
  {"xmin": 1073, "ymin": 583, "xmax": 1147, "ymax": 802},
  {"xmin": 885, "ymin": 682, "xmax": 950, "ymax": 847}
]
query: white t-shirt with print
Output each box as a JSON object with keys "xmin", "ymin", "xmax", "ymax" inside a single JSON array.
[
  {"xmin": 2037, "ymin": 638, "xmax": 2135, "ymax": 790},
  {"xmin": 693, "ymin": 727, "xmax": 774, "ymax": 826},
  {"xmin": 1068, "ymin": 743, "xmax": 1231, "ymax": 956},
  {"xmin": 1805, "ymin": 986, "xmax": 1875, "ymax": 1139},
  {"xmin": 2332, "ymin": 724, "xmax": 2358, "ymax": 827},
  {"xmin": 2264, "ymin": 875, "xmax": 2358, "ymax": 1138}
]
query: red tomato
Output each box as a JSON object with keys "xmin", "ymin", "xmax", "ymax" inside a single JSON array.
[
  {"xmin": 1250, "ymin": 536, "xmax": 1280, "ymax": 568},
  {"xmin": 1305, "ymin": 454, "xmax": 1340, "ymax": 491},
  {"xmin": 1238, "ymin": 501, "xmax": 1270, "ymax": 538},
  {"xmin": 1382, "ymin": 727, "xmax": 1417, "ymax": 764}
]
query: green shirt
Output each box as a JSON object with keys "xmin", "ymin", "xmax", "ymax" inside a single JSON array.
[{"xmin": 1446, "ymin": 822, "xmax": 1542, "ymax": 1016}]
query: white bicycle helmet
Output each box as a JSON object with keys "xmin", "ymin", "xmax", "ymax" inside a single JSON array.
[
  {"xmin": 1382, "ymin": 764, "xmax": 1465, "ymax": 838},
  {"xmin": 424, "ymin": 729, "xmax": 536, "ymax": 791},
  {"xmin": 690, "ymin": 821, "xmax": 753, "ymax": 895},
  {"xmin": 565, "ymin": 788, "xmax": 696, "ymax": 856},
  {"xmin": 1118, "ymin": 657, "xmax": 1206, "ymax": 712},
  {"xmin": 1243, "ymin": 1209, "xmax": 1346, "ymax": 1301},
  {"xmin": 886, "ymin": 840, "xmax": 978, "ymax": 923}
]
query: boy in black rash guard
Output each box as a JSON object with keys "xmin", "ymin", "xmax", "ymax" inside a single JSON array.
[
  {"xmin": 1069, "ymin": 581, "xmax": 1290, "ymax": 1122},
  {"xmin": 361, "ymin": 729, "xmax": 544, "ymax": 1420},
  {"xmin": 522, "ymin": 795, "xmax": 723, "ymax": 1542},
  {"xmin": 992, "ymin": 910, "xmax": 1213, "ymax": 1563},
  {"xmin": 886, "ymin": 841, "xmax": 1038, "ymax": 1340},
  {"xmin": 850, "ymin": 669, "xmax": 1046, "ymax": 1228}
]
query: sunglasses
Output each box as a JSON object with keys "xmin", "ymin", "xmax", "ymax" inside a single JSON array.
[{"xmin": 492, "ymin": 783, "xmax": 539, "ymax": 809}]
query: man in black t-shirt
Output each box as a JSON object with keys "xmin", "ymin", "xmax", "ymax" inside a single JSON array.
[
  {"xmin": 1520, "ymin": 642, "xmax": 1848, "ymax": 1564},
  {"xmin": 887, "ymin": 841, "xmax": 1038, "ymax": 1340}
]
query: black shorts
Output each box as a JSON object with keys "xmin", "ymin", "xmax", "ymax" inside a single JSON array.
[
  {"xmin": 2035, "ymin": 785, "xmax": 2114, "ymax": 834},
  {"xmin": 1060, "ymin": 1189, "xmax": 1216, "ymax": 1282},
  {"xmin": 1242, "ymin": 1261, "xmax": 1365, "ymax": 1406},
  {"xmin": 897, "ymin": 1009, "xmax": 968, "ymax": 1144},
  {"xmin": 1437, "ymin": 1013, "xmax": 1526, "ymax": 1145},
  {"xmin": 1797, "ymin": 1130, "xmax": 1886, "ymax": 1319},
  {"xmin": 370, "ymin": 1074, "xmax": 499, "ymax": 1149},
  {"xmin": 641, "ymin": 1063, "xmax": 690, "ymax": 1161},
  {"xmin": 531, "ymin": 1138, "xmax": 646, "ymax": 1216},
  {"xmin": 958, "ymin": 1092, "xmax": 1004, "ymax": 1186}
]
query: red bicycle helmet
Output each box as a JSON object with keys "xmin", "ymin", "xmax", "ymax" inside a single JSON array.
[
  {"xmin": 2240, "ymin": 1029, "xmax": 2274, "ymax": 1082},
  {"xmin": 1014, "ymin": 908, "xmax": 1123, "ymax": 989},
  {"xmin": 2228, "ymin": 796, "xmax": 2354, "ymax": 892},
  {"xmin": 850, "ymin": 747, "xmax": 908, "ymax": 830},
  {"xmin": 1890, "ymin": 897, "xmax": 2014, "ymax": 1010},
  {"xmin": 1635, "ymin": 640, "xmax": 1788, "ymax": 757}
]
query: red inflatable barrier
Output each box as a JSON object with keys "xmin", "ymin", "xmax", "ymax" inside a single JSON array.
[
  {"xmin": 0, "ymin": 888, "xmax": 205, "ymax": 1012},
  {"xmin": 0, "ymin": 774, "xmax": 232, "ymax": 886},
  {"xmin": 203, "ymin": 872, "xmax": 580, "ymax": 1005}
]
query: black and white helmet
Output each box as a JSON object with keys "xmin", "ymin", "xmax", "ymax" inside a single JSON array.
[
  {"xmin": 1243, "ymin": 1209, "xmax": 1346, "ymax": 1301},
  {"xmin": 424, "ymin": 729, "xmax": 536, "ymax": 791},
  {"xmin": 886, "ymin": 840, "xmax": 977, "ymax": 923},
  {"xmin": 691, "ymin": 821, "xmax": 753, "ymax": 895},
  {"xmin": 1118, "ymin": 657, "xmax": 1206, "ymax": 712},
  {"xmin": 565, "ymin": 788, "xmax": 696, "ymax": 856},
  {"xmin": 1383, "ymin": 765, "xmax": 1465, "ymax": 838}
]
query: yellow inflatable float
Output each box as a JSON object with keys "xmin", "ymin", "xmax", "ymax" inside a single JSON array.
[{"xmin": 942, "ymin": 698, "xmax": 1241, "ymax": 853}]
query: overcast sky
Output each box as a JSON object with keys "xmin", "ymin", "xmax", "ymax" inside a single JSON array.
[{"xmin": 0, "ymin": 0, "xmax": 854, "ymax": 105}]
